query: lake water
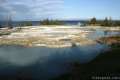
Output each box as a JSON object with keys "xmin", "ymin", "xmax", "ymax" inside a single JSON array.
[
  {"xmin": 0, "ymin": 21, "xmax": 37, "ymax": 27},
  {"xmin": 0, "ymin": 20, "xmax": 84, "ymax": 27},
  {"xmin": 0, "ymin": 44, "xmax": 108, "ymax": 80}
]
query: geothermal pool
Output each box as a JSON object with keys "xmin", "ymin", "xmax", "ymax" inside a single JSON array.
[{"xmin": 0, "ymin": 44, "xmax": 108, "ymax": 80}]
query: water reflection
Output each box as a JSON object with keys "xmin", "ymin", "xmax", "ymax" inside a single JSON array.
[
  {"xmin": 0, "ymin": 44, "xmax": 108, "ymax": 80},
  {"xmin": 87, "ymin": 29, "xmax": 120, "ymax": 40}
]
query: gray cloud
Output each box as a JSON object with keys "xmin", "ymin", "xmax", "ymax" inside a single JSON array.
[
  {"xmin": 0, "ymin": 0, "xmax": 6, "ymax": 4},
  {"xmin": 0, "ymin": 0, "xmax": 64, "ymax": 20}
]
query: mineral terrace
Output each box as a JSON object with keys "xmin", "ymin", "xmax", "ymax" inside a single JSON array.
[{"xmin": 0, "ymin": 26, "xmax": 119, "ymax": 48}]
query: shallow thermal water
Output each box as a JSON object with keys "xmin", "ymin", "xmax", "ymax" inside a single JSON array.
[
  {"xmin": 0, "ymin": 44, "xmax": 108, "ymax": 80},
  {"xmin": 87, "ymin": 29, "xmax": 120, "ymax": 40}
]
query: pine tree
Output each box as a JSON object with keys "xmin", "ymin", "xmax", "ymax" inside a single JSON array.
[
  {"xmin": 89, "ymin": 17, "xmax": 97, "ymax": 25},
  {"xmin": 102, "ymin": 17, "xmax": 109, "ymax": 26}
]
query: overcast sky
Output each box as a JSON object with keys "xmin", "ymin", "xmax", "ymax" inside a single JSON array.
[{"xmin": 0, "ymin": 0, "xmax": 120, "ymax": 21}]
